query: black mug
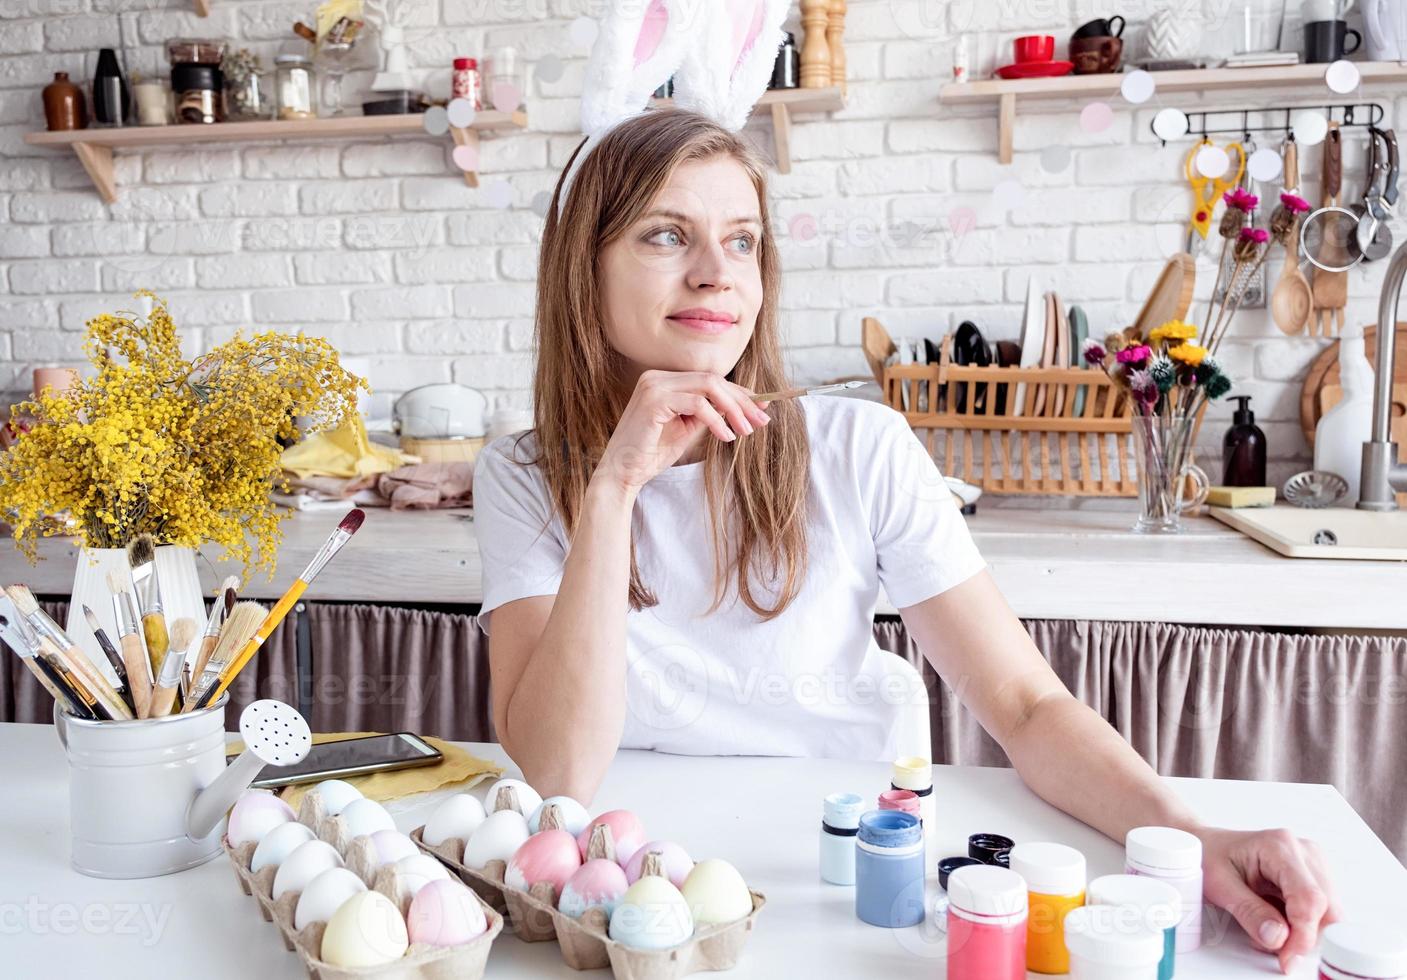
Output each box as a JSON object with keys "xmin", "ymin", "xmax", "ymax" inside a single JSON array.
[
  {"xmin": 1304, "ymin": 19, "xmax": 1361, "ymax": 62},
  {"xmin": 1072, "ymin": 15, "xmax": 1124, "ymax": 39}
]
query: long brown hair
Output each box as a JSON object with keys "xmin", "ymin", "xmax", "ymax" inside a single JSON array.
[{"xmin": 529, "ymin": 107, "xmax": 809, "ymax": 619}]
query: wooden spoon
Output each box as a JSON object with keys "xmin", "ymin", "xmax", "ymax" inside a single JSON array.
[
  {"xmin": 1312, "ymin": 123, "xmax": 1348, "ymax": 337},
  {"xmin": 1271, "ymin": 141, "xmax": 1313, "ymax": 335}
]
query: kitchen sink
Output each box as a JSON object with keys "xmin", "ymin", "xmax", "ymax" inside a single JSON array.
[{"xmin": 1209, "ymin": 505, "xmax": 1407, "ymax": 560}]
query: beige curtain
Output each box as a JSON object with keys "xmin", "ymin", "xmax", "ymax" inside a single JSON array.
[{"xmin": 875, "ymin": 618, "xmax": 1407, "ymax": 860}]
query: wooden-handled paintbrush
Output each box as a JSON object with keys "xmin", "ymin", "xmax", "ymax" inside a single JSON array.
[
  {"xmin": 126, "ymin": 534, "xmax": 168, "ymax": 681},
  {"xmin": 145, "ymin": 618, "xmax": 199, "ymax": 719},
  {"xmin": 82, "ymin": 604, "xmax": 135, "ymax": 716},
  {"xmin": 107, "ymin": 571, "xmax": 153, "ymax": 719},
  {"xmin": 188, "ymin": 576, "xmax": 239, "ymax": 687},
  {"xmin": 4, "ymin": 585, "xmax": 132, "ymax": 720}
]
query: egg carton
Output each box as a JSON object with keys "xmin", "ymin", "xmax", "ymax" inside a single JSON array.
[
  {"xmin": 220, "ymin": 794, "xmax": 504, "ymax": 980},
  {"xmin": 412, "ymin": 810, "xmax": 766, "ymax": 980}
]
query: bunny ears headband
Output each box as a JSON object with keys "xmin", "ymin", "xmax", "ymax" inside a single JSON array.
[{"xmin": 556, "ymin": 0, "xmax": 790, "ymax": 219}]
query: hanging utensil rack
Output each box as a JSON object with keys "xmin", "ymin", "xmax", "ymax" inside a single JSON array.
[{"xmin": 1152, "ymin": 102, "xmax": 1386, "ymax": 144}]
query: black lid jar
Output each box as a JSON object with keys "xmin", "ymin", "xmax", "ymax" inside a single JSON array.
[{"xmin": 172, "ymin": 63, "xmax": 224, "ymax": 124}]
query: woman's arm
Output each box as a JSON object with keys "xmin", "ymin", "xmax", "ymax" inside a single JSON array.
[
  {"xmin": 486, "ymin": 371, "xmax": 770, "ymax": 804},
  {"xmin": 902, "ymin": 570, "xmax": 1337, "ymax": 974}
]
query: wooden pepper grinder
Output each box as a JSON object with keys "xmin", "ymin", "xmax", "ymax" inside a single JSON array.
[
  {"xmin": 799, "ymin": 0, "xmax": 832, "ymax": 88},
  {"xmin": 827, "ymin": 0, "xmax": 847, "ymax": 93}
]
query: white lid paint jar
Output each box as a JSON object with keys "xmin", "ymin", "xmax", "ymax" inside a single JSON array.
[
  {"xmin": 819, "ymin": 792, "xmax": 863, "ymax": 886},
  {"xmin": 1087, "ymin": 874, "xmax": 1181, "ymax": 980},
  {"xmin": 946, "ymin": 865, "xmax": 1028, "ymax": 980},
  {"xmin": 1318, "ymin": 922, "xmax": 1407, "ymax": 980},
  {"xmin": 1064, "ymin": 904, "xmax": 1165, "ymax": 980},
  {"xmin": 1125, "ymin": 826, "xmax": 1203, "ymax": 952},
  {"xmin": 1010, "ymin": 841, "xmax": 1088, "ymax": 975}
]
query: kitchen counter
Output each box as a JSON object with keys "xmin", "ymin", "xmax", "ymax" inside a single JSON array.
[{"xmin": 3, "ymin": 508, "xmax": 1398, "ymax": 629}]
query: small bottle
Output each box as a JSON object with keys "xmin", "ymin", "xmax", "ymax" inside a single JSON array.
[
  {"xmin": 891, "ymin": 756, "xmax": 935, "ymax": 857},
  {"xmin": 1222, "ymin": 395, "xmax": 1267, "ymax": 487},
  {"xmin": 1010, "ymin": 841, "xmax": 1087, "ymax": 974},
  {"xmin": 452, "ymin": 57, "xmax": 482, "ymax": 109},
  {"xmin": 1063, "ymin": 904, "xmax": 1166, "ymax": 980},
  {"xmin": 1314, "ymin": 329, "xmax": 1376, "ymax": 505},
  {"xmin": 1318, "ymin": 922, "xmax": 1407, "ymax": 980},
  {"xmin": 877, "ymin": 788, "xmax": 920, "ymax": 817},
  {"xmin": 92, "ymin": 48, "xmax": 130, "ymax": 127},
  {"xmin": 854, "ymin": 810, "xmax": 925, "ymax": 928},
  {"xmin": 946, "ymin": 864, "xmax": 1028, "ymax": 980},
  {"xmin": 953, "ymin": 35, "xmax": 971, "ymax": 83},
  {"xmin": 1087, "ymin": 874, "xmax": 1181, "ymax": 980},
  {"xmin": 1125, "ymin": 826, "xmax": 1203, "ymax": 953},
  {"xmin": 820, "ymin": 792, "xmax": 863, "ymax": 886},
  {"xmin": 769, "ymin": 31, "xmax": 799, "ymax": 89}
]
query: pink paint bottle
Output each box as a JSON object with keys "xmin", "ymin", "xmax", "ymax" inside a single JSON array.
[
  {"xmin": 1318, "ymin": 922, "xmax": 1407, "ymax": 980},
  {"xmin": 877, "ymin": 789, "xmax": 920, "ymax": 817},
  {"xmin": 946, "ymin": 864, "xmax": 1027, "ymax": 980}
]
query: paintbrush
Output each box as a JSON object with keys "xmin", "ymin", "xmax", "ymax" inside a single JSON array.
[
  {"xmin": 183, "ymin": 600, "xmax": 266, "ymax": 712},
  {"xmin": 188, "ymin": 576, "xmax": 239, "ymax": 687},
  {"xmin": 126, "ymin": 533, "xmax": 168, "ymax": 681},
  {"xmin": 40, "ymin": 648, "xmax": 111, "ymax": 721},
  {"xmin": 81, "ymin": 604, "xmax": 135, "ymax": 715},
  {"xmin": 145, "ymin": 618, "xmax": 199, "ymax": 719},
  {"xmin": 750, "ymin": 379, "xmax": 870, "ymax": 402},
  {"xmin": 193, "ymin": 508, "xmax": 365, "ymax": 711},
  {"xmin": 107, "ymin": 571, "xmax": 153, "ymax": 719},
  {"xmin": 0, "ymin": 601, "xmax": 88, "ymax": 718},
  {"xmin": 5, "ymin": 584, "xmax": 133, "ymax": 720}
]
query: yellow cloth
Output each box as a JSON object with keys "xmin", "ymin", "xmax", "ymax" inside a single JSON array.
[
  {"xmin": 227, "ymin": 731, "xmax": 504, "ymax": 808},
  {"xmin": 280, "ymin": 415, "xmax": 413, "ymax": 480}
]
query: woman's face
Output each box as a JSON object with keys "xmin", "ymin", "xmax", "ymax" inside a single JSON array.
[{"xmin": 599, "ymin": 155, "xmax": 764, "ymax": 380}]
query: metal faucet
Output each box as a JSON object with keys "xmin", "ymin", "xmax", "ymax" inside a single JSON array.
[{"xmin": 1359, "ymin": 240, "xmax": 1407, "ymax": 510}]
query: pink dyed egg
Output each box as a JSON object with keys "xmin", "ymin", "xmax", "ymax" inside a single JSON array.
[
  {"xmin": 407, "ymin": 879, "xmax": 488, "ymax": 947},
  {"xmin": 558, "ymin": 859, "xmax": 630, "ymax": 919},
  {"xmin": 505, "ymin": 829, "xmax": 582, "ymax": 894},
  {"xmin": 576, "ymin": 809, "xmax": 646, "ymax": 864},
  {"xmin": 227, "ymin": 789, "xmax": 296, "ymax": 847},
  {"xmin": 624, "ymin": 841, "xmax": 694, "ymax": 888}
]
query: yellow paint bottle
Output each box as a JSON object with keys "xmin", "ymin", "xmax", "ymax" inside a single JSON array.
[{"xmin": 1010, "ymin": 841, "xmax": 1087, "ymax": 974}]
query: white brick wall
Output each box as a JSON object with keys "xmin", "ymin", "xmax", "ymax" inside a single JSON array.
[{"xmin": 1, "ymin": 0, "xmax": 1402, "ymax": 497}]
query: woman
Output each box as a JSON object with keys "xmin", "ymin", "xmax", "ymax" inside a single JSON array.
[{"xmin": 473, "ymin": 108, "xmax": 1337, "ymax": 973}]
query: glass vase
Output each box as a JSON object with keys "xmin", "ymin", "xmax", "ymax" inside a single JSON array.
[{"xmin": 1130, "ymin": 413, "xmax": 1209, "ymax": 533}]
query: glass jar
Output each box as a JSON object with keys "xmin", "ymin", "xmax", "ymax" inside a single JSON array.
[
  {"xmin": 167, "ymin": 38, "xmax": 226, "ymax": 66},
  {"xmin": 485, "ymin": 45, "xmax": 521, "ymax": 111},
  {"xmin": 171, "ymin": 64, "xmax": 223, "ymax": 124},
  {"xmin": 223, "ymin": 49, "xmax": 272, "ymax": 122},
  {"xmin": 133, "ymin": 78, "xmax": 172, "ymax": 126},
  {"xmin": 275, "ymin": 54, "xmax": 317, "ymax": 120}
]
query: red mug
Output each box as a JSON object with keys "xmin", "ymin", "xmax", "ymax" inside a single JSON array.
[{"xmin": 1013, "ymin": 35, "xmax": 1055, "ymax": 63}]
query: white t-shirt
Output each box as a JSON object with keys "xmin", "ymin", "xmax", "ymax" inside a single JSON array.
[{"xmin": 472, "ymin": 395, "xmax": 986, "ymax": 761}]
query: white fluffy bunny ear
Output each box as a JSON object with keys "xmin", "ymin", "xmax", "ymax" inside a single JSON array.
[
  {"xmin": 671, "ymin": 0, "xmax": 789, "ymax": 132},
  {"xmin": 579, "ymin": 0, "xmax": 693, "ymax": 136}
]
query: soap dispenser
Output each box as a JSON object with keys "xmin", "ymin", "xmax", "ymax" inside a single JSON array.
[{"xmin": 1223, "ymin": 395, "xmax": 1267, "ymax": 487}]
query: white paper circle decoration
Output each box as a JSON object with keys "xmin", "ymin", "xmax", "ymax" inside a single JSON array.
[
  {"xmin": 1324, "ymin": 59, "xmax": 1360, "ymax": 94},
  {"xmin": 422, "ymin": 106, "xmax": 449, "ymax": 137},
  {"xmin": 1151, "ymin": 107, "xmax": 1189, "ymax": 141},
  {"xmin": 1291, "ymin": 109, "xmax": 1329, "ymax": 145},
  {"xmin": 1194, "ymin": 143, "xmax": 1231, "ymax": 178},
  {"xmin": 446, "ymin": 98, "xmax": 477, "ymax": 129},
  {"xmin": 1246, "ymin": 146, "xmax": 1283, "ymax": 182},
  {"xmin": 1120, "ymin": 69, "xmax": 1155, "ymax": 104}
]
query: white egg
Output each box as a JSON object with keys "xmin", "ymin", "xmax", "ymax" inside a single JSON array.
[
  {"xmin": 463, "ymin": 809, "xmax": 531, "ymax": 870},
  {"xmin": 307, "ymin": 779, "xmax": 363, "ymax": 816},
  {"xmin": 528, "ymin": 796, "xmax": 590, "ymax": 836},
  {"xmin": 339, "ymin": 798, "xmax": 396, "ymax": 839},
  {"xmin": 321, "ymin": 890, "xmax": 408, "ymax": 967},
  {"xmin": 394, "ymin": 853, "xmax": 451, "ymax": 900},
  {"xmin": 483, "ymin": 777, "xmax": 542, "ymax": 816},
  {"xmin": 227, "ymin": 789, "xmax": 295, "ymax": 847},
  {"xmin": 273, "ymin": 840, "xmax": 344, "ymax": 900},
  {"xmin": 365, "ymin": 829, "xmax": 420, "ymax": 869},
  {"xmin": 251, "ymin": 821, "xmax": 317, "ymax": 873},
  {"xmin": 294, "ymin": 867, "xmax": 367, "ymax": 931},
  {"xmin": 423, "ymin": 793, "xmax": 487, "ymax": 846}
]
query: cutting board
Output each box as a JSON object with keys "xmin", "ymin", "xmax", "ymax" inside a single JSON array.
[
  {"xmin": 1131, "ymin": 253, "xmax": 1195, "ymax": 338},
  {"xmin": 1300, "ymin": 324, "xmax": 1407, "ymax": 445}
]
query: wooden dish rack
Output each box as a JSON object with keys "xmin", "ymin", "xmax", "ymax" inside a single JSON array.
[{"xmin": 863, "ymin": 317, "xmax": 1139, "ymax": 496}]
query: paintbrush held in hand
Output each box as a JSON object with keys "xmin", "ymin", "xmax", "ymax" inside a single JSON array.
[
  {"xmin": 194, "ymin": 508, "xmax": 365, "ymax": 711},
  {"xmin": 145, "ymin": 618, "xmax": 199, "ymax": 719},
  {"xmin": 108, "ymin": 570, "xmax": 153, "ymax": 719},
  {"xmin": 126, "ymin": 534, "xmax": 168, "ymax": 680}
]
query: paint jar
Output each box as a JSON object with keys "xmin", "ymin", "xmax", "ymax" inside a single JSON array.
[
  {"xmin": 1318, "ymin": 922, "xmax": 1407, "ymax": 980},
  {"xmin": 946, "ymin": 864, "xmax": 1027, "ymax": 980},
  {"xmin": 1064, "ymin": 904, "xmax": 1165, "ymax": 980},
  {"xmin": 1010, "ymin": 841, "xmax": 1087, "ymax": 974},
  {"xmin": 1087, "ymin": 874, "xmax": 1181, "ymax": 980},
  {"xmin": 1125, "ymin": 826, "xmax": 1203, "ymax": 952},
  {"xmin": 820, "ymin": 792, "xmax": 864, "ymax": 886},
  {"xmin": 892, "ymin": 756, "xmax": 936, "ymax": 853},
  {"xmin": 854, "ymin": 810, "xmax": 925, "ymax": 928},
  {"xmin": 878, "ymin": 788, "xmax": 920, "ymax": 816},
  {"xmin": 969, "ymin": 831, "xmax": 1015, "ymax": 864}
]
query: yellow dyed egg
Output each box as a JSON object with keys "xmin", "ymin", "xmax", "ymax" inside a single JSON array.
[
  {"xmin": 320, "ymin": 890, "xmax": 409, "ymax": 968},
  {"xmin": 681, "ymin": 859, "xmax": 753, "ymax": 926}
]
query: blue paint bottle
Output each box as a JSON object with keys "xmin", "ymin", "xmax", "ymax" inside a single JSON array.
[{"xmin": 855, "ymin": 809, "xmax": 925, "ymax": 928}]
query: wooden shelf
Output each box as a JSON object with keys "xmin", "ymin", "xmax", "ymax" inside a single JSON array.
[
  {"xmin": 652, "ymin": 85, "xmax": 846, "ymax": 173},
  {"xmin": 940, "ymin": 61, "xmax": 1407, "ymax": 163},
  {"xmin": 24, "ymin": 110, "xmax": 529, "ymax": 201}
]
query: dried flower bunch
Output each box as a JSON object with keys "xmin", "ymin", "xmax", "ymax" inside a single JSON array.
[
  {"xmin": 1082, "ymin": 318, "xmax": 1231, "ymax": 420},
  {"xmin": 0, "ymin": 293, "xmax": 367, "ymax": 576},
  {"xmin": 1202, "ymin": 189, "xmax": 1311, "ymax": 353}
]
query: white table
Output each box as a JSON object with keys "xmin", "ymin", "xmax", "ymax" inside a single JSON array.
[{"xmin": 3, "ymin": 721, "xmax": 1403, "ymax": 979}]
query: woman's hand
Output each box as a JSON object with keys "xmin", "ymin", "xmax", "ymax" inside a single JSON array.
[
  {"xmin": 1199, "ymin": 825, "xmax": 1341, "ymax": 974},
  {"xmin": 593, "ymin": 370, "xmax": 770, "ymax": 495}
]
